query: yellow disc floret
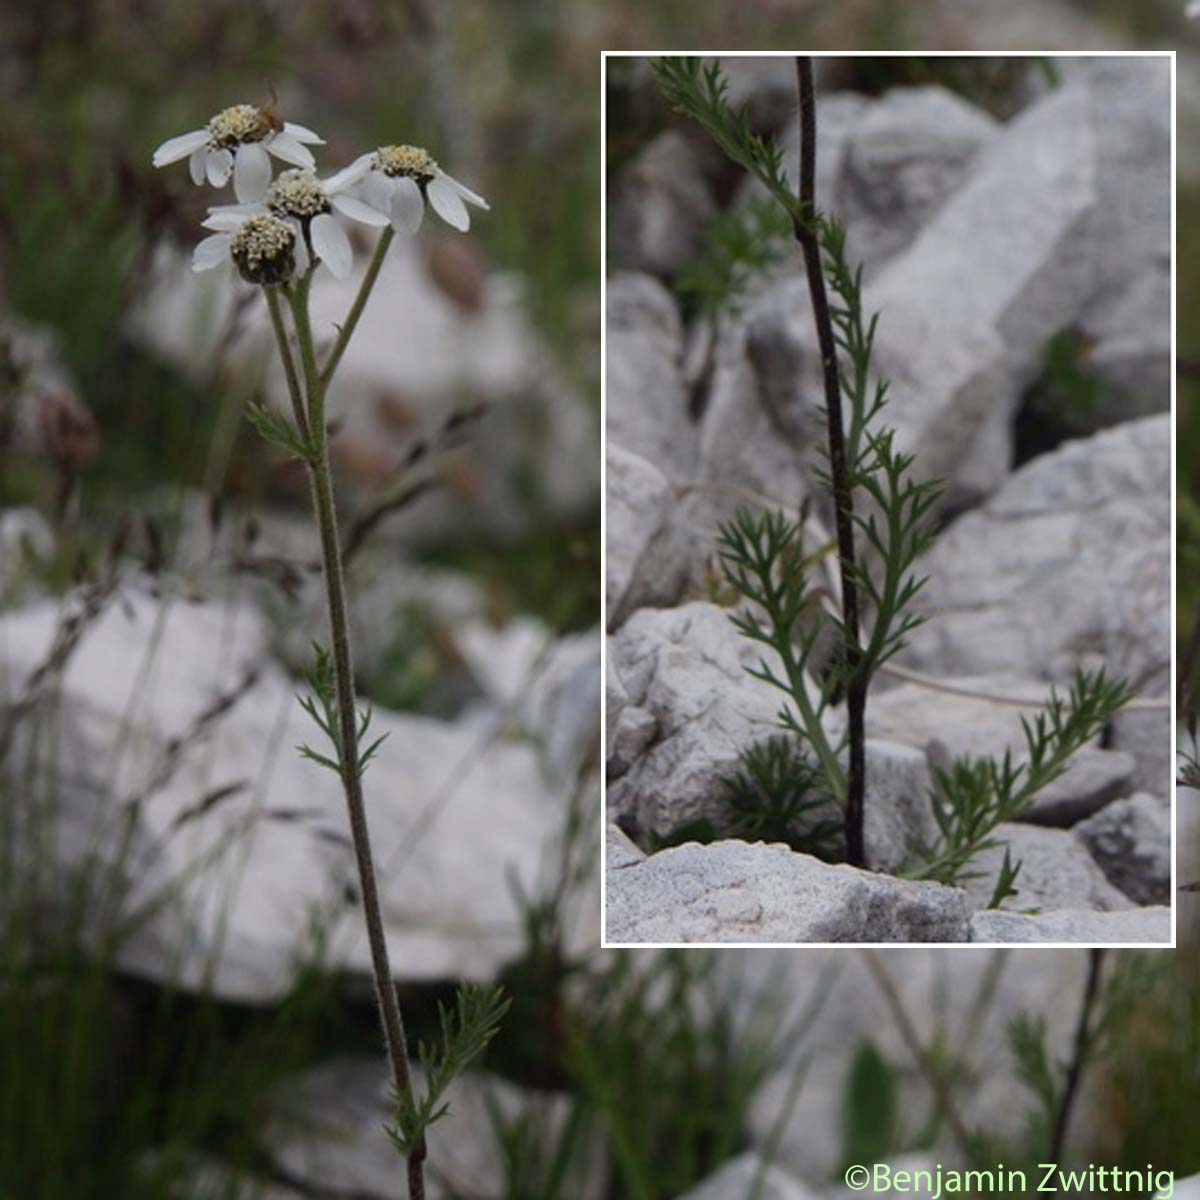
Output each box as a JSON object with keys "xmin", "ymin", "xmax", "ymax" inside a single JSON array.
[
  {"xmin": 374, "ymin": 144, "xmax": 437, "ymax": 182},
  {"xmin": 266, "ymin": 170, "xmax": 330, "ymax": 220},
  {"xmin": 208, "ymin": 104, "xmax": 273, "ymax": 149},
  {"xmin": 230, "ymin": 214, "xmax": 295, "ymax": 285}
]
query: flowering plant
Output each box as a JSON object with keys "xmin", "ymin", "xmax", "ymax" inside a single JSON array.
[{"xmin": 152, "ymin": 100, "xmax": 504, "ymax": 1200}]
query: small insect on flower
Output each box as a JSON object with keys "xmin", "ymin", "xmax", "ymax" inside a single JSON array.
[
  {"xmin": 331, "ymin": 144, "xmax": 489, "ymax": 234},
  {"xmin": 193, "ymin": 213, "xmax": 297, "ymax": 286},
  {"xmin": 205, "ymin": 168, "xmax": 389, "ymax": 279},
  {"xmin": 152, "ymin": 101, "xmax": 325, "ymax": 204}
]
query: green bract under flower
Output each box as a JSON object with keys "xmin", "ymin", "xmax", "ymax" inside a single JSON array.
[
  {"xmin": 374, "ymin": 144, "xmax": 436, "ymax": 183},
  {"xmin": 230, "ymin": 214, "xmax": 296, "ymax": 285},
  {"xmin": 207, "ymin": 104, "xmax": 274, "ymax": 150},
  {"xmin": 266, "ymin": 169, "xmax": 332, "ymax": 221}
]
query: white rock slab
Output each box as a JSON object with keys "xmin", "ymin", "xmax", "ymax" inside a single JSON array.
[
  {"xmin": 606, "ymin": 445, "xmax": 693, "ymax": 632},
  {"xmin": 605, "ymin": 841, "xmax": 969, "ymax": 944},
  {"xmin": 0, "ymin": 591, "xmax": 567, "ymax": 1002},
  {"xmin": 963, "ymin": 824, "xmax": 1131, "ymax": 914},
  {"xmin": 606, "ymin": 602, "xmax": 786, "ymax": 836},
  {"xmin": 455, "ymin": 617, "xmax": 600, "ymax": 786},
  {"xmin": 606, "ymin": 271, "xmax": 699, "ymax": 481},
  {"xmin": 1074, "ymin": 792, "xmax": 1170, "ymax": 906},
  {"xmin": 128, "ymin": 237, "xmax": 598, "ymax": 540},
  {"xmin": 607, "ymin": 821, "xmax": 646, "ymax": 871},
  {"xmin": 861, "ymin": 739, "xmax": 936, "ymax": 872},
  {"xmin": 835, "ymin": 86, "xmax": 999, "ymax": 276},
  {"xmin": 969, "ymin": 906, "xmax": 1170, "ymax": 944},
  {"xmin": 265, "ymin": 1058, "xmax": 604, "ymax": 1200},
  {"xmin": 901, "ymin": 416, "xmax": 1168, "ymax": 709},
  {"xmin": 1017, "ymin": 746, "xmax": 1136, "ymax": 827},
  {"xmin": 738, "ymin": 946, "xmax": 1096, "ymax": 1180},
  {"xmin": 610, "ymin": 130, "xmax": 717, "ymax": 280}
]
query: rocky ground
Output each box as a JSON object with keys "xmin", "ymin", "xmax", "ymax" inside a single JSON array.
[{"xmin": 605, "ymin": 56, "xmax": 1172, "ymax": 945}]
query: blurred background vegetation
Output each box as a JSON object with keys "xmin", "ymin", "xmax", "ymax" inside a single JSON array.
[{"xmin": 0, "ymin": 0, "xmax": 1194, "ymax": 1197}]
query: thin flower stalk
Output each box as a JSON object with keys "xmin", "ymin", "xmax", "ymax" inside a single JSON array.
[{"xmin": 155, "ymin": 110, "xmax": 497, "ymax": 1200}]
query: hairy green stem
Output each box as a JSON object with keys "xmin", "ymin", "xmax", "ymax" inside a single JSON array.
[
  {"xmin": 286, "ymin": 272, "xmax": 426, "ymax": 1199},
  {"xmin": 320, "ymin": 226, "xmax": 395, "ymax": 386},
  {"xmin": 265, "ymin": 286, "xmax": 310, "ymax": 444},
  {"xmin": 794, "ymin": 57, "xmax": 866, "ymax": 867}
]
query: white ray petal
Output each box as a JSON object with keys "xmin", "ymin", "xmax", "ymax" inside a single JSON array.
[
  {"xmin": 188, "ymin": 146, "xmax": 207, "ymax": 185},
  {"xmin": 438, "ymin": 169, "xmax": 490, "ymax": 210},
  {"xmin": 202, "ymin": 208, "xmax": 255, "ymax": 231},
  {"xmin": 152, "ymin": 128, "xmax": 209, "ymax": 167},
  {"xmin": 324, "ymin": 155, "xmax": 372, "ymax": 193},
  {"xmin": 267, "ymin": 132, "xmax": 316, "ymax": 168},
  {"xmin": 311, "ymin": 213, "xmax": 353, "ymax": 279},
  {"xmin": 292, "ymin": 220, "xmax": 310, "ymax": 276},
  {"xmin": 234, "ymin": 143, "xmax": 271, "ymax": 202},
  {"xmin": 283, "ymin": 122, "xmax": 325, "ymax": 145},
  {"xmin": 389, "ymin": 176, "xmax": 425, "ymax": 234},
  {"xmin": 427, "ymin": 176, "xmax": 469, "ymax": 231},
  {"xmin": 331, "ymin": 193, "xmax": 391, "ymax": 227},
  {"xmin": 364, "ymin": 171, "xmax": 395, "ymax": 213},
  {"xmin": 192, "ymin": 234, "xmax": 231, "ymax": 272},
  {"xmin": 206, "ymin": 149, "xmax": 233, "ymax": 187}
]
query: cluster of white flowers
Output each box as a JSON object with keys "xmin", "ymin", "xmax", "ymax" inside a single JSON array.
[{"xmin": 153, "ymin": 103, "xmax": 489, "ymax": 285}]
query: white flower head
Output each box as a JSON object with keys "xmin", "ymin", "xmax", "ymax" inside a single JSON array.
[
  {"xmin": 202, "ymin": 167, "xmax": 390, "ymax": 280},
  {"xmin": 193, "ymin": 212, "xmax": 297, "ymax": 285},
  {"xmin": 335, "ymin": 144, "xmax": 489, "ymax": 234},
  {"xmin": 152, "ymin": 103, "xmax": 325, "ymax": 203}
]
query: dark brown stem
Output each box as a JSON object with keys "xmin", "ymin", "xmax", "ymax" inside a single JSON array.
[
  {"xmin": 1050, "ymin": 948, "xmax": 1105, "ymax": 1162},
  {"xmin": 793, "ymin": 56, "xmax": 866, "ymax": 867}
]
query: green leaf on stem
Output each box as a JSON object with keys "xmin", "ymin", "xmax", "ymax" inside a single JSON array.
[
  {"xmin": 387, "ymin": 984, "xmax": 510, "ymax": 1154},
  {"xmin": 245, "ymin": 400, "xmax": 316, "ymax": 461}
]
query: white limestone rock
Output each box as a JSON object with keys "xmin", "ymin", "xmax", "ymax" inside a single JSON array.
[
  {"xmin": 857, "ymin": 677, "xmax": 1133, "ymax": 829},
  {"xmin": 0, "ymin": 591, "xmax": 568, "ymax": 1002},
  {"xmin": 456, "ymin": 618, "xmax": 600, "ymax": 785},
  {"xmin": 901, "ymin": 417, "xmax": 1169, "ymax": 691},
  {"xmin": 129, "ymin": 237, "xmax": 598, "ymax": 541},
  {"xmin": 265, "ymin": 1058, "xmax": 604, "ymax": 1200},
  {"xmin": 864, "ymin": 675, "xmax": 1055, "ymax": 761},
  {"xmin": 1076, "ymin": 57, "xmax": 1171, "ymax": 427},
  {"xmin": 962, "ymin": 823, "xmax": 1132, "ymax": 914},
  {"xmin": 607, "ymin": 821, "xmax": 646, "ymax": 871},
  {"xmin": 610, "ymin": 129, "xmax": 718, "ymax": 280},
  {"xmin": 1017, "ymin": 746, "xmax": 1136, "ymax": 827},
  {"xmin": 606, "ymin": 271, "xmax": 699, "ymax": 482},
  {"xmin": 605, "ymin": 840, "xmax": 970, "ymax": 944},
  {"xmin": 861, "ymin": 739, "xmax": 936, "ymax": 873},
  {"xmin": 1074, "ymin": 792, "xmax": 1170, "ymax": 906},
  {"xmin": 740, "ymin": 946, "xmax": 1096, "ymax": 1180},
  {"xmin": 835, "ymin": 86, "xmax": 1000, "ymax": 276},
  {"xmin": 605, "ymin": 602, "xmax": 786, "ymax": 837},
  {"xmin": 606, "ymin": 445, "xmax": 693, "ymax": 632},
  {"xmin": 969, "ymin": 905, "xmax": 1170, "ymax": 944}
]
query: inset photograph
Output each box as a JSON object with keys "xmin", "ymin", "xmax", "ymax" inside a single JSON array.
[{"xmin": 604, "ymin": 53, "xmax": 1172, "ymax": 946}]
